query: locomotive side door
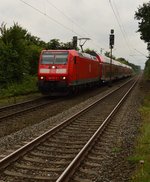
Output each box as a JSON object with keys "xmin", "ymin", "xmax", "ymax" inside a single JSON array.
[{"xmin": 73, "ymin": 56, "xmax": 79, "ymax": 85}]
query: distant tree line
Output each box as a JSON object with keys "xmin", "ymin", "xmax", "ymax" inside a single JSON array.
[
  {"xmin": 105, "ymin": 52, "xmax": 141, "ymax": 74},
  {"xmin": 135, "ymin": 1, "xmax": 150, "ymax": 80}
]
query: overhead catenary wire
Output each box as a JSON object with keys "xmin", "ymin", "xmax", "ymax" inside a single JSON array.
[
  {"xmin": 46, "ymin": 0, "xmax": 104, "ymax": 52},
  {"xmin": 134, "ymin": 49, "xmax": 147, "ymax": 57},
  {"xmin": 109, "ymin": 0, "xmax": 147, "ymax": 59},
  {"xmin": 109, "ymin": 0, "xmax": 132, "ymax": 53},
  {"xmin": 46, "ymin": 0, "xmax": 87, "ymax": 37},
  {"xmin": 112, "ymin": 0, "xmax": 132, "ymax": 46},
  {"xmin": 20, "ymin": 0, "xmax": 105, "ymax": 53},
  {"xmin": 19, "ymin": 0, "xmax": 83, "ymax": 37}
]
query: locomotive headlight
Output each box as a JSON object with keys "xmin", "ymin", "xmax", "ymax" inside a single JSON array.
[
  {"xmin": 40, "ymin": 76, "xmax": 44, "ymax": 80},
  {"xmin": 62, "ymin": 76, "xmax": 66, "ymax": 80},
  {"xmin": 52, "ymin": 65, "xmax": 56, "ymax": 69}
]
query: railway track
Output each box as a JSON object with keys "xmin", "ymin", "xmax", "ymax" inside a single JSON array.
[
  {"xmin": 0, "ymin": 78, "xmax": 131, "ymax": 139},
  {"xmin": 0, "ymin": 96, "xmax": 59, "ymax": 120},
  {"xmin": 0, "ymin": 77, "xmax": 138, "ymax": 181}
]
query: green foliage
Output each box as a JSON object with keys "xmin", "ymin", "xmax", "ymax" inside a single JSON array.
[
  {"xmin": 46, "ymin": 38, "xmax": 74, "ymax": 50},
  {"xmin": 0, "ymin": 23, "xmax": 28, "ymax": 84},
  {"xmin": 131, "ymin": 94, "xmax": 150, "ymax": 182},
  {"xmin": 135, "ymin": 2, "xmax": 150, "ymax": 79},
  {"xmin": 60, "ymin": 41, "xmax": 73, "ymax": 49},
  {"xmin": 135, "ymin": 2, "xmax": 150, "ymax": 44},
  {"xmin": 0, "ymin": 75, "xmax": 38, "ymax": 98},
  {"xmin": 27, "ymin": 44, "xmax": 42, "ymax": 75},
  {"xmin": 105, "ymin": 51, "xmax": 116, "ymax": 60},
  {"xmin": 46, "ymin": 39, "xmax": 61, "ymax": 49},
  {"xmin": 144, "ymin": 58, "xmax": 150, "ymax": 80},
  {"xmin": 84, "ymin": 48, "xmax": 98, "ymax": 56},
  {"xmin": 0, "ymin": 22, "xmax": 44, "ymax": 88},
  {"xmin": 117, "ymin": 57, "xmax": 141, "ymax": 74}
]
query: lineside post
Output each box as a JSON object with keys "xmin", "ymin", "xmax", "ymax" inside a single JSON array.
[
  {"xmin": 109, "ymin": 29, "xmax": 115, "ymax": 86},
  {"xmin": 72, "ymin": 36, "xmax": 78, "ymax": 50}
]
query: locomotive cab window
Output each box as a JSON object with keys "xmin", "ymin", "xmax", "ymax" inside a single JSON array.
[{"xmin": 41, "ymin": 52, "xmax": 68, "ymax": 64}]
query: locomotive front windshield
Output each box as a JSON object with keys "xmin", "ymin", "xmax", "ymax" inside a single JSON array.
[{"xmin": 41, "ymin": 52, "xmax": 68, "ymax": 64}]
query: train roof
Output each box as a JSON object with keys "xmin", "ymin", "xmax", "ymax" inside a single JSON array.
[
  {"xmin": 41, "ymin": 50, "xmax": 97, "ymax": 60},
  {"xmin": 40, "ymin": 50, "xmax": 132, "ymax": 69},
  {"xmin": 98, "ymin": 54, "xmax": 132, "ymax": 69},
  {"xmin": 77, "ymin": 51, "xmax": 97, "ymax": 60}
]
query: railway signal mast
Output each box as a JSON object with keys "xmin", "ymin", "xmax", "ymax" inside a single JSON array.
[{"xmin": 109, "ymin": 29, "xmax": 115, "ymax": 84}]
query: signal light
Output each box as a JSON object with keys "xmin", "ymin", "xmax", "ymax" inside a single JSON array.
[
  {"xmin": 72, "ymin": 36, "xmax": 78, "ymax": 50},
  {"xmin": 109, "ymin": 29, "xmax": 115, "ymax": 49},
  {"xmin": 110, "ymin": 34, "xmax": 114, "ymax": 47}
]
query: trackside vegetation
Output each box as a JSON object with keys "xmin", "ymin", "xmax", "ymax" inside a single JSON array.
[
  {"xmin": 0, "ymin": 75, "xmax": 38, "ymax": 99},
  {"xmin": 144, "ymin": 58, "xmax": 150, "ymax": 80},
  {"xmin": 130, "ymin": 90, "xmax": 150, "ymax": 182},
  {"xmin": 135, "ymin": 1, "xmax": 150, "ymax": 80},
  {"xmin": 130, "ymin": 3, "xmax": 150, "ymax": 180}
]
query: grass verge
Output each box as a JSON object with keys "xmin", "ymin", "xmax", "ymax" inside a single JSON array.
[
  {"xmin": 130, "ymin": 92, "xmax": 150, "ymax": 182},
  {"xmin": 0, "ymin": 76, "xmax": 40, "ymax": 106}
]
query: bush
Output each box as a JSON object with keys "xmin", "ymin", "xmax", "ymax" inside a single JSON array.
[{"xmin": 0, "ymin": 75, "xmax": 38, "ymax": 99}]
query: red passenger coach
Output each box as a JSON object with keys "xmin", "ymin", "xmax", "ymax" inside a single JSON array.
[
  {"xmin": 38, "ymin": 50, "xmax": 100, "ymax": 95},
  {"xmin": 96, "ymin": 54, "xmax": 133, "ymax": 82}
]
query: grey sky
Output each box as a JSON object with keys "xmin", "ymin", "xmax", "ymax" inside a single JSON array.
[{"xmin": 0, "ymin": 0, "xmax": 149, "ymax": 68}]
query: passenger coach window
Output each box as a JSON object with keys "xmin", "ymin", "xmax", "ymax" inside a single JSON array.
[{"xmin": 41, "ymin": 52, "xmax": 68, "ymax": 64}]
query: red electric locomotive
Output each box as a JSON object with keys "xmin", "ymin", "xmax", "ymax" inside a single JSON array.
[
  {"xmin": 38, "ymin": 50, "xmax": 100, "ymax": 95},
  {"xmin": 38, "ymin": 50, "xmax": 133, "ymax": 95}
]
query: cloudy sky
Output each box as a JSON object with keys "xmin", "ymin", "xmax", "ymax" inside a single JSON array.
[{"xmin": 0, "ymin": 0, "xmax": 149, "ymax": 68}]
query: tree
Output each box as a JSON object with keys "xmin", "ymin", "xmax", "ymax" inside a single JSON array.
[
  {"xmin": 0, "ymin": 23, "xmax": 28, "ymax": 84},
  {"xmin": 46, "ymin": 39, "xmax": 61, "ymax": 49},
  {"xmin": 117, "ymin": 57, "xmax": 129, "ymax": 65},
  {"xmin": 105, "ymin": 51, "xmax": 116, "ymax": 60},
  {"xmin": 84, "ymin": 48, "xmax": 97, "ymax": 56},
  {"xmin": 0, "ymin": 23, "xmax": 44, "ymax": 87},
  {"xmin": 117, "ymin": 57, "xmax": 141, "ymax": 74},
  {"xmin": 144, "ymin": 58, "xmax": 150, "ymax": 80},
  {"xmin": 46, "ymin": 39, "xmax": 76, "ymax": 50},
  {"xmin": 26, "ymin": 33, "xmax": 46, "ymax": 47},
  {"xmin": 60, "ymin": 41, "xmax": 73, "ymax": 50},
  {"xmin": 27, "ymin": 45, "xmax": 42, "ymax": 75},
  {"xmin": 135, "ymin": 2, "xmax": 150, "ymax": 44},
  {"xmin": 135, "ymin": 2, "xmax": 150, "ymax": 79}
]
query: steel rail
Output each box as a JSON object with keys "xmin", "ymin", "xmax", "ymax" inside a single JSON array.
[
  {"xmin": 56, "ymin": 78, "xmax": 138, "ymax": 182},
  {"xmin": 0, "ymin": 100, "xmax": 56, "ymax": 120},
  {"xmin": 0, "ymin": 77, "xmax": 135, "ymax": 170},
  {"xmin": 0, "ymin": 96, "xmax": 59, "ymax": 122},
  {"xmin": 0, "ymin": 96, "xmax": 44, "ymax": 110}
]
